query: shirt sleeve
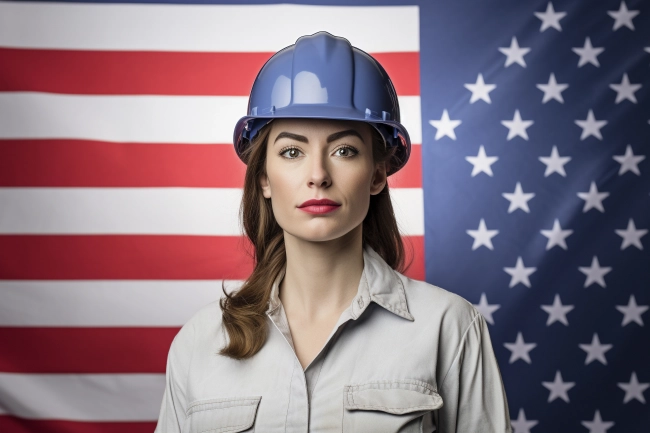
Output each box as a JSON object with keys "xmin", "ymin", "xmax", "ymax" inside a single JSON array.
[
  {"xmin": 154, "ymin": 322, "xmax": 195, "ymax": 433},
  {"xmin": 436, "ymin": 311, "xmax": 512, "ymax": 433}
]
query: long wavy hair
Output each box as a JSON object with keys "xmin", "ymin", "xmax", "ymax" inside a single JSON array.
[{"xmin": 218, "ymin": 121, "xmax": 412, "ymax": 359}]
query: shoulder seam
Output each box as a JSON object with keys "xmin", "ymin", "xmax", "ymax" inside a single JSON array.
[{"xmin": 439, "ymin": 311, "xmax": 482, "ymax": 392}]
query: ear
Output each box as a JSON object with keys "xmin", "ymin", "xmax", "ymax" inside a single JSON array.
[
  {"xmin": 370, "ymin": 161, "xmax": 387, "ymax": 195},
  {"xmin": 259, "ymin": 172, "xmax": 272, "ymax": 199}
]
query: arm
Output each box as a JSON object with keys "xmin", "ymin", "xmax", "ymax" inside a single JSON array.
[
  {"xmin": 154, "ymin": 323, "xmax": 195, "ymax": 433},
  {"xmin": 436, "ymin": 311, "xmax": 512, "ymax": 433}
]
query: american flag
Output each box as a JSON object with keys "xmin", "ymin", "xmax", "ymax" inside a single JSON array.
[
  {"xmin": 0, "ymin": 1, "xmax": 647, "ymax": 433},
  {"xmin": 0, "ymin": 1, "xmax": 422, "ymax": 432},
  {"xmin": 423, "ymin": 0, "xmax": 649, "ymax": 432}
]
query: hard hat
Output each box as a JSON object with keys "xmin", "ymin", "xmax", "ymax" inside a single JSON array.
[{"xmin": 232, "ymin": 31, "xmax": 411, "ymax": 176}]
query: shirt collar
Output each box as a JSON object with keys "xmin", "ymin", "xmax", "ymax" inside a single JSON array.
[{"xmin": 265, "ymin": 244, "xmax": 414, "ymax": 321}]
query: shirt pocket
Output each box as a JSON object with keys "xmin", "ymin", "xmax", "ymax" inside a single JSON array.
[
  {"xmin": 183, "ymin": 396, "xmax": 262, "ymax": 433},
  {"xmin": 343, "ymin": 380, "xmax": 442, "ymax": 433}
]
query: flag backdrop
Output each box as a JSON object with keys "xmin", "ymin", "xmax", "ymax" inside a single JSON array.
[{"xmin": 0, "ymin": 0, "xmax": 648, "ymax": 432}]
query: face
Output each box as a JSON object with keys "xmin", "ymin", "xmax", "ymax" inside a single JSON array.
[{"xmin": 259, "ymin": 118, "xmax": 387, "ymax": 243}]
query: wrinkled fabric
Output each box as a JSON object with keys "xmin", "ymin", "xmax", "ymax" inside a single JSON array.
[{"xmin": 154, "ymin": 245, "xmax": 512, "ymax": 433}]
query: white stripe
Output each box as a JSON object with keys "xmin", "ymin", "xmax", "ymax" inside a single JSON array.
[
  {"xmin": 0, "ymin": 3, "xmax": 419, "ymax": 52},
  {"xmin": 0, "ymin": 187, "xmax": 424, "ymax": 236},
  {"xmin": 0, "ymin": 93, "xmax": 422, "ymax": 144},
  {"xmin": 0, "ymin": 280, "xmax": 242, "ymax": 327},
  {"xmin": 0, "ymin": 188, "xmax": 245, "ymax": 235},
  {"xmin": 0, "ymin": 93, "xmax": 248, "ymax": 144},
  {"xmin": 390, "ymin": 188, "xmax": 424, "ymax": 237},
  {"xmin": 398, "ymin": 96, "xmax": 422, "ymax": 145},
  {"xmin": 0, "ymin": 373, "xmax": 163, "ymax": 420}
]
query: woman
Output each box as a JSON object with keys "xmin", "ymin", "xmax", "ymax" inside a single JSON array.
[{"xmin": 155, "ymin": 31, "xmax": 512, "ymax": 433}]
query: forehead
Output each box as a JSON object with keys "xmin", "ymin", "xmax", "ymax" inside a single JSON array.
[{"xmin": 269, "ymin": 118, "xmax": 371, "ymax": 138}]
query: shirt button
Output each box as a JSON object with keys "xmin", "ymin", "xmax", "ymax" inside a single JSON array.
[{"xmin": 357, "ymin": 297, "xmax": 364, "ymax": 308}]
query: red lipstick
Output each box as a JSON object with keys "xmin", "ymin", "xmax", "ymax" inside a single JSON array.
[{"xmin": 298, "ymin": 198, "xmax": 341, "ymax": 214}]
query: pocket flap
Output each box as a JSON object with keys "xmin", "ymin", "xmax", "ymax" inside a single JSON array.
[
  {"xmin": 185, "ymin": 396, "xmax": 262, "ymax": 433},
  {"xmin": 344, "ymin": 380, "xmax": 443, "ymax": 415}
]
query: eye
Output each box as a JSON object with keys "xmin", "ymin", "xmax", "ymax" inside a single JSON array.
[
  {"xmin": 279, "ymin": 146, "xmax": 302, "ymax": 159},
  {"xmin": 334, "ymin": 145, "xmax": 359, "ymax": 157}
]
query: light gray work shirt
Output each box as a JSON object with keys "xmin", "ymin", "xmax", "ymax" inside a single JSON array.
[{"xmin": 154, "ymin": 245, "xmax": 512, "ymax": 433}]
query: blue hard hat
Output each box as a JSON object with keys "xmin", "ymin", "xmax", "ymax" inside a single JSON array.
[{"xmin": 233, "ymin": 31, "xmax": 411, "ymax": 176}]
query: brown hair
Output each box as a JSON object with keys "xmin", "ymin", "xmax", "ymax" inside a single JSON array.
[{"xmin": 218, "ymin": 121, "xmax": 412, "ymax": 359}]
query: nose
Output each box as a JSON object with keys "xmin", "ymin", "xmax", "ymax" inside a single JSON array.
[{"xmin": 307, "ymin": 151, "xmax": 332, "ymax": 188}]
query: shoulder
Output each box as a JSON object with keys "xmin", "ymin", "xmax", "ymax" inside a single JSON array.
[
  {"xmin": 396, "ymin": 274, "xmax": 495, "ymax": 386},
  {"xmin": 170, "ymin": 283, "xmax": 236, "ymax": 352},
  {"xmin": 397, "ymin": 272, "xmax": 482, "ymax": 333}
]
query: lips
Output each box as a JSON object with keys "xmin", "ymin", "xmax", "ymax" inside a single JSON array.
[{"xmin": 298, "ymin": 199, "xmax": 341, "ymax": 208}]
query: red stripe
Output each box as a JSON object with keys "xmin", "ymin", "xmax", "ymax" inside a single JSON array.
[
  {"xmin": 0, "ymin": 235, "xmax": 255, "ymax": 280},
  {"xmin": 402, "ymin": 235, "xmax": 425, "ymax": 281},
  {"xmin": 0, "ymin": 48, "xmax": 419, "ymax": 96},
  {"xmin": 388, "ymin": 145, "xmax": 422, "ymax": 189},
  {"xmin": 0, "ymin": 139, "xmax": 422, "ymax": 188},
  {"xmin": 0, "ymin": 235, "xmax": 423, "ymax": 281},
  {"xmin": 0, "ymin": 416, "xmax": 155, "ymax": 433},
  {"xmin": 0, "ymin": 328, "xmax": 177, "ymax": 373},
  {"xmin": 0, "ymin": 139, "xmax": 248, "ymax": 188}
]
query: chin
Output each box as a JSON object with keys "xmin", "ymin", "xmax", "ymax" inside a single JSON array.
[
  {"xmin": 288, "ymin": 229, "xmax": 347, "ymax": 243},
  {"xmin": 283, "ymin": 221, "xmax": 363, "ymax": 244}
]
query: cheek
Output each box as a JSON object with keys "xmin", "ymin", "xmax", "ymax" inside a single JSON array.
[
  {"xmin": 343, "ymin": 162, "xmax": 374, "ymax": 192},
  {"xmin": 265, "ymin": 167, "xmax": 296, "ymax": 214},
  {"xmin": 341, "ymin": 168, "xmax": 373, "ymax": 213},
  {"xmin": 272, "ymin": 178, "xmax": 294, "ymax": 203}
]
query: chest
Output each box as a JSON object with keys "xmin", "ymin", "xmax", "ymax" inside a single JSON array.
[
  {"xmin": 184, "ymin": 307, "xmax": 443, "ymax": 432},
  {"xmin": 286, "ymin": 311, "xmax": 342, "ymax": 371}
]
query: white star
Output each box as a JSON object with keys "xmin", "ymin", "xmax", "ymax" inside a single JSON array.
[
  {"xmin": 464, "ymin": 73, "xmax": 496, "ymax": 104},
  {"xmin": 618, "ymin": 372, "xmax": 649, "ymax": 403},
  {"xmin": 541, "ymin": 294, "xmax": 574, "ymax": 326},
  {"xmin": 579, "ymin": 333, "xmax": 613, "ymax": 365},
  {"xmin": 610, "ymin": 73, "xmax": 642, "ymax": 103},
  {"xmin": 474, "ymin": 293, "xmax": 501, "ymax": 325},
  {"xmin": 504, "ymin": 332, "xmax": 537, "ymax": 364},
  {"xmin": 607, "ymin": 1, "xmax": 639, "ymax": 31},
  {"xmin": 542, "ymin": 370, "xmax": 575, "ymax": 402},
  {"xmin": 502, "ymin": 182, "xmax": 535, "ymax": 213},
  {"xmin": 536, "ymin": 73, "xmax": 569, "ymax": 103},
  {"xmin": 501, "ymin": 110, "xmax": 534, "ymax": 140},
  {"xmin": 510, "ymin": 408, "xmax": 538, "ymax": 433},
  {"xmin": 466, "ymin": 145, "xmax": 499, "ymax": 177},
  {"xmin": 499, "ymin": 36, "xmax": 531, "ymax": 67},
  {"xmin": 575, "ymin": 110, "xmax": 607, "ymax": 140},
  {"xmin": 581, "ymin": 410, "xmax": 614, "ymax": 433},
  {"xmin": 540, "ymin": 219, "xmax": 573, "ymax": 250},
  {"xmin": 539, "ymin": 146, "xmax": 571, "ymax": 177},
  {"xmin": 572, "ymin": 37, "xmax": 605, "ymax": 67},
  {"xmin": 613, "ymin": 144, "xmax": 645, "ymax": 175},
  {"xmin": 616, "ymin": 295, "xmax": 649, "ymax": 326},
  {"xmin": 466, "ymin": 219, "xmax": 499, "ymax": 251},
  {"xmin": 504, "ymin": 257, "xmax": 536, "ymax": 288},
  {"xmin": 534, "ymin": 2, "xmax": 566, "ymax": 32},
  {"xmin": 577, "ymin": 181, "xmax": 609, "ymax": 213},
  {"xmin": 429, "ymin": 109, "xmax": 461, "ymax": 140},
  {"xmin": 615, "ymin": 219, "xmax": 647, "ymax": 250},
  {"xmin": 578, "ymin": 256, "xmax": 612, "ymax": 288}
]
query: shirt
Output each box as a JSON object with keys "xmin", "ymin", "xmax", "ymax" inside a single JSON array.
[{"xmin": 154, "ymin": 244, "xmax": 513, "ymax": 433}]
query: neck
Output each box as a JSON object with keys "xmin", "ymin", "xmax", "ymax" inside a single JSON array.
[{"xmin": 279, "ymin": 224, "xmax": 364, "ymax": 322}]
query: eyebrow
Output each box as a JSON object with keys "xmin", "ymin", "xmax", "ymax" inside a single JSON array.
[{"xmin": 273, "ymin": 129, "xmax": 364, "ymax": 145}]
